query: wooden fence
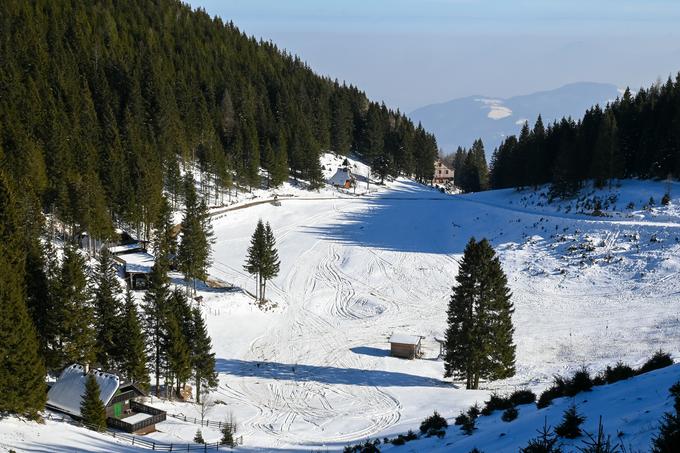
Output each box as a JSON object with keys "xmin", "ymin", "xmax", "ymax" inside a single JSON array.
[
  {"xmin": 108, "ymin": 431, "xmax": 222, "ymax": 451},
  {"xmin": 44, "ymin": 412, "xmax": 230, "ymax": 451},
  {"xmin": 167, "ymin": 413, "xmax": 236, "ymax": 431}
]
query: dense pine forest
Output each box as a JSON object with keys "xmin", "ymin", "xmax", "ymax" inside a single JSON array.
[
  {"xmin": 0, "ymin": 0, "xmax": 438, "ymax": 418},
  {"xmin": 488, "ymin": 75, "xmax": 680, "ymax": 196},
  {"xmin": 0, "ymin": 0, "xmax": 438, "ymax": 242}
]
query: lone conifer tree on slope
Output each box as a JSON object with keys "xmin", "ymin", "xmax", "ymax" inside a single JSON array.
[
  {"xmin": 444, "ymin": 237, "xmax": 515, "ymax": 389},
  {"xmin": 80, "ymin": 373, "xmax": 107, "ymax": 430},
  {"xmin": 260, "ymin": 222, "xmax": 280, "ymax": 303},
  {"xmin": 244, "ymin": 220, "xmax": 266, "ymax": 301}
]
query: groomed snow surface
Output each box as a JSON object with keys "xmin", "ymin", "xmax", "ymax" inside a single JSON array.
[{"xmin": 3, "ymin": 165, "xmax": 680, "ymax": 452}]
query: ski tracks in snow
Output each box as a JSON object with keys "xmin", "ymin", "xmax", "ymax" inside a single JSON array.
[{"xmin": 216, "ymin": 202, "xmax": 405, "ymax": 447}]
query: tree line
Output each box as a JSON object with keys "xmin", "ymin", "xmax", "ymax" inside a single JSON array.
[
  {"xmin": 449, "ymin": 139, "xmax": 490, "ymax": 193},
  {"xmin": 489, "ymin": 75, "xmax": 680, "ymax": 196},
  {"xmin": 0, "ymin": 169, "xmax": 217, "ymax": 417},
  {"xmin": 0, "ymin": 0, "xmax": 438, "ymax": 250}
]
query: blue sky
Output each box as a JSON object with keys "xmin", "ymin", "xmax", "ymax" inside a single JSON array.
[{"xmin": 186, "ymin": 0, "xmax": 680, "ymax": 111}]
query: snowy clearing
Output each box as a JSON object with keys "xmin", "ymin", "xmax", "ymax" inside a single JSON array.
[{"xmin": 3, "ymin": 174, "xmax": 680, "ymax": 452}]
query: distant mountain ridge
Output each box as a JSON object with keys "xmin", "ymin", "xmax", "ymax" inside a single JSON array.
[{"xmin": 410, "ymin": 82, "xmax": 620, "ymax": 156}]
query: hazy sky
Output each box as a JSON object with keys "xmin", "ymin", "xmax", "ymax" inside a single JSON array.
[{"xmin": 186, "ymin": 0, "xmax": 680, "ymax": 112}]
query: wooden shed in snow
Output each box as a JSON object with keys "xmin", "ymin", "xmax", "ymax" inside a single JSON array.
[{"xmin": 389, "ymin": 333, "xmax": 422, "ymax": 359}]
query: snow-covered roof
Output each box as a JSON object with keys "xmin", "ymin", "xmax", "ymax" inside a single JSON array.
[
  {"xmin": 123, "ymin": 413, "xmax": 152, "ymax": 424},
  {"xmin": 108, "ymin": 243, "xmax": 144, "ymax": 255},
  {"xmin": 328, "ymin": 168, "xmax": 353, "ymax": 186},
  {"xmin": 115, "ymin": 251, "xmax": 155, "ymax": 274},
  {"xmin": 46, "ymin": 364, "xmax": 120, "ymax": 417},
  {"xmin": 389, "ymin": 333, "xmax": 421, "ymax": 345}
]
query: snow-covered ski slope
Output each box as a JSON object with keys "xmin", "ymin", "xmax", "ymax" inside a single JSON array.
[
  {"xmin": 3, "ymin": 176, "xmax": 680, "ymax": 452},
  {"xmin": 199, "ymin": 177, "xmax": 680, "ymax": 450}
]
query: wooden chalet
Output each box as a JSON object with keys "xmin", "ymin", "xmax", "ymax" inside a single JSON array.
[
  {"xmin": 388, "ymin": 333, "xmax": 422, "ymax": 359},
  {"xmin": 432, "ymin": 159, "xmax": 454, "ymax": 185},
  {"xmin": 111, "ymin": 249, "xmax": 155, "ymax": 290},
  {"xmin": 328, "ymin": 167, "xmax": 354, "ymax": 189},
  {"xmin": 47, "ymin": 364, "xmax": 166, "ymax": 434}
]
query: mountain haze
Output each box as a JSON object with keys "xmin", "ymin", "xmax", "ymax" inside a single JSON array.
[{"xmin": 410, "ymin": 82, "xmax": 620, "ymax": 155}]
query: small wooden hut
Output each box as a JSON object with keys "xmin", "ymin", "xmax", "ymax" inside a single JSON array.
[{"xmin": 388, "ymin": 333, "xmax": 422, "ymax": 359}]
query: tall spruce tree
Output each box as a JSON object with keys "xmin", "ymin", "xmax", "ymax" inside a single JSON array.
[
  {"xmin": 177, "ymin": 174, "xmax": 214, "ymax": 294},
  {"xmin": 142, "ymin": 259, "xmax": 170, "ymax": 397},
  {"xmin": 0, "ymin": 172, "xmax": 47, "ymax": 416},
  {"xmin": 152, "ymin": 196, "xmax": 177, "ymax": 263},
  {"xmin": 330, "ymin": 90, "xmax": 353, "ymax": 155},
  {"xmin": 263, "ymin": 141, "xmax": 275, "ymax": 189},
  {"xmin": 80, "ymin": 373, "xmax": 107, "ymax": 430},
  {"xmin": 444, "ymin": 238, "xmax": 515, "ymax": 389},
  {"xmin": 92, "ymin": 248, "xmax": 123, "ymax": 369},
  {"xmin": 119, "ymin": 288, "xmax": 149, "ymax": 390},
  {"xmin": 371, "ymin": 155, "xmax": 392, "ymax": 184},
  {"xmin": 460, "ymin": 139, "xmax": 489, "ymax": 192},
  {"xmin": 244, "ymin": 220, "xmax": 266, "ymax": 302},
  {"xmin": 164, "ymin": 310, "xmax": 191, "ymax": 398},
  {"xmin": 22, "ymin": 209, "xmax": 58, "ymax": 369},
  {"xmin": 270, "ymin": 139, "xmax": 289, "ymax": 188},
  {"xmin": 590, "ymin": 111, "xmax": 620, "ymax": 188},
  {"xmin": 190, "ymin": 307, "xmax": 217, "ymax": 404},
  {"xmin": 55, "ymin": 244, "xmax": 96, "ymax": 367},
  {"xmin": 452, "ymin": 147, "xmax": 467, "ymax": 188},
  {"xmin": 260, "ymin": 222, "xmax": 281, "ymax": 303}
]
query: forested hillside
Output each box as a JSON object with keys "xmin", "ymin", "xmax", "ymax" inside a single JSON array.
[
  {"xmin": 0, "ymin": 0, "xmax": 437, "ymax": 241},
  {"xmin": 489, "ymin": 75, "xmax": 680, "ymax": 196},
  {"xmin": 0, "ymin": 0, "xmax": 438, "ymax": 420}
]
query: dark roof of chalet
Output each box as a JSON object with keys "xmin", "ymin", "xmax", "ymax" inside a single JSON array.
[
  {"xmin": 113, "ymin": 251, "xmax": 155, "ymax": 274},
  {"xmin": 47, "ymin": 364, "xmax": 120, "ymax": 417},
  {"xmin": 46, "ymin": 364, "xmax": 146, "ymax": 418}
]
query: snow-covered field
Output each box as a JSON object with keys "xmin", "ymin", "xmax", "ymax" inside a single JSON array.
[
  {"xmin": 198, "ymin": 177, "xmax": 680, "ymax": 451},
  {"xmin": 3, "ymin": 171, "xmax": 680, "ymax": 452}
]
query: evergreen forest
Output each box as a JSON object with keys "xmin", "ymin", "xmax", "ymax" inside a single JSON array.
[
  {"xmin": 0, "ymin": 0, "xmax": 438, "ymax": 244},
  {"xmin": 488, "ymin": 77, "xmax": 680, "ymax": 196}
]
